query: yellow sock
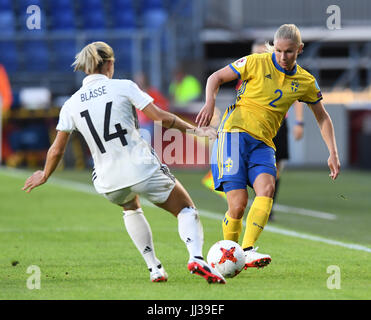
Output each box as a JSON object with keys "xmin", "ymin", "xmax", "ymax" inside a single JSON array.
[
  {"xmin": 241, "ymin": 196, "xmax": 273, "ymax": 249},
  {"xmin": 222, "ymin": 212, "xmax": 243, "ymax": 242}
]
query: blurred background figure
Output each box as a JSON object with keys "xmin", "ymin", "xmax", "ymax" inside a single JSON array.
[
  {"xmin": 0, "ymin": 64, "xmax": 13, "ymax": 113},
  {"xmin": 134, "ymin": 72, "xmax": 169, "ymax": 145},
  {"xmin": 0, "ymin": 63, "xmax": 13, "ymax": 165},
  {"xmin": 168, "ymin": 63, "xmax": 202, "ymax": 109}
]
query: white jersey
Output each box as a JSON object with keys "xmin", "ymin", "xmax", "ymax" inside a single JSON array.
[{"xmin": 56, "ymin": 74, "xmax": 161, "ymax": 193}]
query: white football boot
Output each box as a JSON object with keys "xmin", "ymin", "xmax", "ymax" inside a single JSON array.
[
  {"xmin": 244, "ymin": 247, "xmax": 271, "ymax": 269},
  {"xmin": 187, "ymin": 257, "xmax": 226, "ymax": 284},
  {"xmin": 149, "ymin": 264, "xmax": 168, "ymax": 282}
]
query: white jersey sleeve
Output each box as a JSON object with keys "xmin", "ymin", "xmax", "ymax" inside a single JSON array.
[
  {"xmin": 123, "ymin": 80, "xmax": 154, "ymax": 110},
  {"xmin": 56, "ymin": 100, "xmax": 76, "ymax": 132}
]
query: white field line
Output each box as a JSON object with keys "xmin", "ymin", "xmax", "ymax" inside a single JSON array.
[
  {"xmin": 4, "ymin": 166, "xmax": 337, "ymax": 220},
  {"xmin": 272, "ymin": 203, "xmax": 337, "ymax": 220},
  {"xmin": 1, "ymin": 167, "xmax": 370, "ymax": 253},
  {"xmin": 198, "ymin": 209, "xmax": 371, "ymax": 254}
]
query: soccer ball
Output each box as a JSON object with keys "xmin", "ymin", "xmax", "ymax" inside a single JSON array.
[{"xmin": 207, "ymin": 240, "xmax": 245, "ymax": 278}]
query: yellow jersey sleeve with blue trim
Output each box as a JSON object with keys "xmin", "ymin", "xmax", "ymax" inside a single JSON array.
[
  {"xmin": 298, "ymin": 78, "xmax": 323, "ymax": 104},
  {"xmin": 219, "ymin": 52, "xmax": 323, "ymax": 150},
  {"xmin": 228, "ymin": 54, "xmax": 257, "ymax": 81}
]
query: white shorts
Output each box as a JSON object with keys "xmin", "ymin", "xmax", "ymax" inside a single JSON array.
[{"xmin": 103, "ymin": 165, "xmax": 176, "ymax": 205}]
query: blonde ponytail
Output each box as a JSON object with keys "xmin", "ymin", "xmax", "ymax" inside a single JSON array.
[
  {"xmin": 72, "ymin": 41, "xmax": 114, "ymax": 74},
  {"xmin": 265, "ymin": 41, "xmax": 275, "ymax": 53}
]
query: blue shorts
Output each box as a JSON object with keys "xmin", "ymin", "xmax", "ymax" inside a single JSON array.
[{"xmin": 211, "ymin": 132, "xmax": 277, "ymax": 192}]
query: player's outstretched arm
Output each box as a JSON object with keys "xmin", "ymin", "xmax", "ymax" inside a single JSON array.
[
  {"xmin": 142, "ymin": 102, "xmax": 216, "ymax": 139},
  {"xmin": 309, "ymin": 101, "xmax": 340, "ymax": 180},
  {"xmin": 22, "ymin": 131, "xmax": 70, "ymax": 193},
  {"xmin": 196, "ymin": 65, "xmax": 238, "ymax": 127}
]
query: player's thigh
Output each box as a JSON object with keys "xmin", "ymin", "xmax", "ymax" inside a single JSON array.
[
  {"xmin": 104, "ymin": 187, "xmax": 138, "ymax": 207},
  {"xmin": 131, "ymin": 165, "xmax": 176, "ymax": 203},
  {"xmin": 131, "ymin": 165, "xmax": 194, "ymax": 216},
  {"xmin": 121, "ymin": 195, "xmax": 141, "ymax": 211},
  {"xmin": 154, "ymin": 179, "xmax": 195, "ymax": 217},
  {"xmin": 105, "ymin": 165, "xmax": 176, "ymax": 210},
  {"xmin": 247, "ymin": 141, "xmax": 277, "ymax": 192}
]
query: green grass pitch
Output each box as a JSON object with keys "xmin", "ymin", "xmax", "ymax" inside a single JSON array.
[{"xmin": 0, "ymin": 167, "xmax": 370, "ymax": 300}]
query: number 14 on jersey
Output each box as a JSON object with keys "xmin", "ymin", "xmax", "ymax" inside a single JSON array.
[{"xmin": 80, "ymin": 101, "xmax": 128, "ymax": 154}]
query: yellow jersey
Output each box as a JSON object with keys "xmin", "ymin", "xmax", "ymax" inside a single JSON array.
[{"xmin": 218, "ymin": 52, "xmax": 322, "ymax": 150}]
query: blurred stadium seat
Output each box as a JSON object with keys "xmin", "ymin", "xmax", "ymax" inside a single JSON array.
[
  {"xmin": 81, "ymin": 8, "xmax": 106, "ymax": 30},
  {"xmin": 142, "ymin": 0, "xmax": 164, "ymax": 10},
  {"xmin": 112, "ymin": 0, "xmax": 134, "ymax": 10},
  {"xmin": 9, "ymin": 123, "xmax": 50, "ymax": 151},
  {"xmin": 0, "ymin": 0, "xmax": 12, "ymax": 11},
  {"xmin": 169, "ymin": 0, "xmax": 192, "ymax": 16},
  {"xmin": 0, "ymin": 10, "xmax": 16, "ymax": 35},
  {"xmin": 111, "ymin": 39, "xmax": 132, "ymax": 73},
  {"xmin": 51, "ymin": 6, "xmax": 76, "ymax": 30},
  {"xmin": 23, "ymin": 40, "xmax": 49, "ymax": 72},
  {"xmin": 111, "ymin": 9, "xmax": 137, "ymax": 29},
  {"xmin": 0, "ymin": 41, "xmax": 18, "ymax": 72},
  {"xmin": 52, "ymin": 40, "xmax": 76, "ymax": 71},
  {"xmin": 81, "ymin": 0, "xmax": 103, "ymax": 10},
  {"xmin": 52, "ymin": 0, "xmax": 74, "ymax": 10},
  {"xmin": 142, "ymin": 8, "xmax": 168, "ymax": 30}
]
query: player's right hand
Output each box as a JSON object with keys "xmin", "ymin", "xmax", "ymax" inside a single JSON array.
[
  {"xmin": 196, "ymin": 103, "xmax": 215, "ymax": 127},
  {"xmin": 328, "ymin": 153, "xmax": 340, "ymax": 180}
]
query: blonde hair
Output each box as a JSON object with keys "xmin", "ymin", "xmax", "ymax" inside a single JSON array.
[
  {"xmin": 72, "ymin": 41, "xmax": 115, "ymax": 74},
  {"xmin": 265, "ymin": 24, "xmax": 304, "ymax": 53}
]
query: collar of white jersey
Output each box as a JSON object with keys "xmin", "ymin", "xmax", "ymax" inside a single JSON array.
[{"xmin": 82, "ymin": 74, "xmax": 109, "ymax": 86}]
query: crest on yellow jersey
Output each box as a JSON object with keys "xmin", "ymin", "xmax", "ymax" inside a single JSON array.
[{"xmin": 291, "ymin": 80, "xmax": 299, "ymax": 92}]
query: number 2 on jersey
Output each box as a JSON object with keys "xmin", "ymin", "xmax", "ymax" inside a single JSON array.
[
  {"xmin": 269, "ymin": 89, "xmax": 283, "ymax": 108},
  {"xmin": 80, "ymin": 101, "xmax": 128, "ymax": 154}
]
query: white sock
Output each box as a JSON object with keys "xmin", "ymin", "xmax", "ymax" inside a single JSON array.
[
  {"xmin": 177, "ymin": 207, "xmax": 204, "ymax": 259},
  {"xmin": 123, "ymin": 208, "xmax": 160, "ymax": 270}
]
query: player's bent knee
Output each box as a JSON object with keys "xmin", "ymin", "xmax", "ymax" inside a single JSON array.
[
  {"xmin": 228, "ymin": 203, "xmax": 247, "ymax": 219},
  {"xmin": 154, "ymin": 183, "xmax": 195, "ymax": 217},
  {"xmin": 256, "ymin": 183, "xmax": 275, "ymax": 197},
  {"xmin": 168, "ymin": 183, "xmax": 194, "ymax": 207}
]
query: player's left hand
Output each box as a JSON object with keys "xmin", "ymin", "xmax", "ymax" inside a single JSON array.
[
  {"xmin": 193, "ymin": 126, "xmax": 217, "ymax": 140},
  {"xmin": 22, "ymin": 170, "xmax": 47, "ymax": 193},
  {"xmin": 328, "ymin": 153, "xmax": 340, "ymax": 180},
  {"xmin": 196, "ymin": 103, "xmax": 215, "ymax": 127}
]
